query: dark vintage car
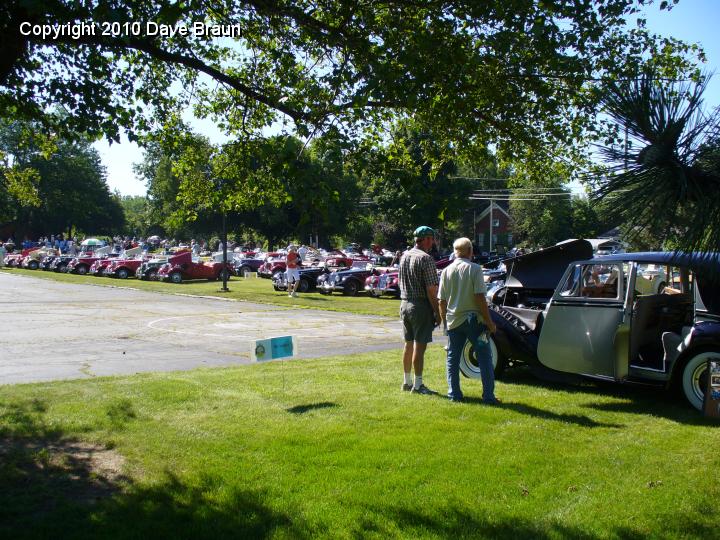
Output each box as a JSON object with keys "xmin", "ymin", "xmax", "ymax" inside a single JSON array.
[
  {"xmin": 40, "ymin": 253, "xmax": 62, "ymax": 271},
  {"xmin": 272, "ymin": 266, "xmax": 329, "ymax": 293},
  {"xmin": 135, "ymin": 255, "xmax": 170, "ymax": 280},
  {"xmin": 48, "ymin": 254, "xmax": 78, "ymax": 273},
  {"xmin": 234, "ymin": 256, "xmax": 264, "ymax": 276},
  {"xmin": 156, "ymin": 251, "xmax": 233, "ymax": 283},
  {"xmin": 318, "ymin": 262, "xmax": 376, "ymax": 296},
  {"xmin": 461, "ymin": 240, "xmax": 720, "ymax": 410}
]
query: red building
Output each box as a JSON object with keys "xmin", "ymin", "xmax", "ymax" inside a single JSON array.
[{"xmin": 473, "ymin": 201, "xmax": 513, "ymax": 254}]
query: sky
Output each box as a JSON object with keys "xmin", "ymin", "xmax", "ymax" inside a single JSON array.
[{"xmin": 95, "ymin": 0, "xmax": 720, "ymax": 197}]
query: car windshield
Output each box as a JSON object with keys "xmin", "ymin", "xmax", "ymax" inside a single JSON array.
[{"xmin": 558, "ymin": 263, "xmax": 624, "ymax": 300}]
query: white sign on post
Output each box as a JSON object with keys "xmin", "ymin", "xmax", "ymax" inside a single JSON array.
[{"xmin": 252, "ymin": 335, "xmax": 296, "ymax": 362}]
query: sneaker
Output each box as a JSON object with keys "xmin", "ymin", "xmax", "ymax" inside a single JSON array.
[
  {"xmin": 401, "ymin": 383, "xmax": 413, "ymax": 392},
  {"xmin": 411, "ymin": 384, "xmax": 437, "ymax": 395},
  {"xmin": 288, "ymin": 293, "xmax": 293, "ymax": 297},
  {"xmin": 483, "ymin": 397, "xmax": 502, "ymax": 405}
]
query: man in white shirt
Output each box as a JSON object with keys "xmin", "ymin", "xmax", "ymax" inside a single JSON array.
[
  {"xmin": 438, "ymin": 237, "xmax": 499, "ymax": 403},
  {"xmin": 298, "ymin": 244, "xmax": 308, "ymax": 262}
]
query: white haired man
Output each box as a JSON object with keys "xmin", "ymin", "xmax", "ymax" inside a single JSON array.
[{"xmin": 438, "ymin": 237, "xmax": 499, "ymax": 403}]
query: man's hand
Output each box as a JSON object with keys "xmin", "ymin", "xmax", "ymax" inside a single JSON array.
[{"xmin": 434, "ymin": 311, "xmax": 442, "ymax": 327}]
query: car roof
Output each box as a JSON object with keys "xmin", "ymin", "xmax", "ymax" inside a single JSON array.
[
  {"xmin": 585, "ymin": 251, "xmax": 720, "ymax": 268},
  {"xmin": 581, "ymin": 251, "xmax": 720, "ymax": 314}
]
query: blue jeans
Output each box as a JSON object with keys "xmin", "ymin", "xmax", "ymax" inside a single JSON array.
[{"xmin": 446, "ymin": 314, "xmax": 495, "ymax": 401}]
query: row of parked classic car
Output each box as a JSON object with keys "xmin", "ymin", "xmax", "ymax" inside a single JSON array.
[
  {"xmin": 3, "ymin": 245, "xmax": 243, "ymax": 283},
  {"xmin": 4, "ymin": 240, "xmax": 719, "ymax": 411},
  {"xmin": 264, "ymin": 248, "xmax": 508, "ymax": 297}
]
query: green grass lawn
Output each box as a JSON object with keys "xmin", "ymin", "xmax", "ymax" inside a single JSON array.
[
  {"xmin": 1, "ymin": 347, "xmax": 718, "ymax": 539},
  {"xmin": 0, "ymin": 267, "xmax": 400, "ymax": 318}
]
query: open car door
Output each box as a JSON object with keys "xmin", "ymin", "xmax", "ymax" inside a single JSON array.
[{"xmin": 537, "ymin": 261, "xmax": 630, "ymax": 379}]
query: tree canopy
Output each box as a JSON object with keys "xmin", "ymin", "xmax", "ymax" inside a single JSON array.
[
  {"xmin": 0, "ymin": 120, "xmax": 125, "ymax": 237},
  {"xmin": 1, "ymin": 0, "xmax": 702, "ymax": 163}
]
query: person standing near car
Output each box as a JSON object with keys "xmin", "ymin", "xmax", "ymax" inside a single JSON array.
[
  {"xmin": 286, "ymin": 244, "xmax": 301, "ymax": 298},
  {"xmin": 438, "ymin": 237, "xmax": 499, "ymax": 403},
  {"xmin": 298, "ymin": 244, "xmax": 308, "ymax": 263},
  {"xmin": 398, "ymin": 226, "xmax": 441, "ymax": 394}
]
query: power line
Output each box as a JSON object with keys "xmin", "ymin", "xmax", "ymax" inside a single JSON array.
[
  {"xmin": 470, "ymin": 195, "xmax": 572, "ymax": 200},
  {"xmin": 449, "ymin": 176, "xmax": 511, "ymax": 181},
  {"xmin": 471, "ymin": 187, "xmax": 571, "ymax": 192},
  {"xmin": 472, "ymin": 193, "xmax": 571, "ymax": 197}
]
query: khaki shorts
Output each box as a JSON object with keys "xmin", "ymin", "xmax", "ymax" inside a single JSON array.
[
  {"xmin": 400, "ymin": 299, "xmax": 434, "ymax": 344},
  {"xmin": 286, "ymin": 267, "xmax": 300, "ymax": 283}
]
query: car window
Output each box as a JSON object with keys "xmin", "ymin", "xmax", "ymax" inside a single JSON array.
[
  {"xmin": 635, "ymin": 263, "xmax": 668, "ymax": 296},
  {"xmin": 558, "ymin": 263, "xmax": 623, "ymax": 300}
]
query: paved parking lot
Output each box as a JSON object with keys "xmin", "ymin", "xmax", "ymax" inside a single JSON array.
[{"xmin": 0, "ymin": 272, "xmax": 410, "ymax": 384}]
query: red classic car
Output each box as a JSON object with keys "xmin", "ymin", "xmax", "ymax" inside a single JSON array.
[
  {"xmin": 66, "ymin": 246, "xmax": 114, "ymax": 275},
  {"xmin": 324, "ymin": 250, "xmax": 370, "ymax": 269},
  {"xmin": 366, "ymin": 257, "xmax": 452, "ymax": 298},
  {"xmin": 104, "ymin": 247, "xmax": 145, "ymax": 279},
  {"xmin": 156, "ymin": 251, "xmax": 233, "ymax": 283},
  {"xmin": 257, "ymin": 252, "xmax": 288, "ymax": 279},
  {"xmin": 4, "ymin": 247, "xmax": 39, "ymax": 268},
  {"xmin": 365, "ymin": 269, "xmax": 401, "ymax": 298},
  {"xmin": 89, "ymin": 258, "xmax": 116, "ymax": 276}
]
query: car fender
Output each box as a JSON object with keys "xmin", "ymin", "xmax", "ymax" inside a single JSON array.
[{"xmin": 669, "ymin": 322, "xmax": 720, "ymax": 381}]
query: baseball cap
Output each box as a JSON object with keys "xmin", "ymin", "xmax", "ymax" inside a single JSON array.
[{"xmin": 413, "ymin": 226, "xmax": 436, "ymax": 238}]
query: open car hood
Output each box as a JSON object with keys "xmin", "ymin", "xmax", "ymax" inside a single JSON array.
[{"xmin": 502, "ymin": 239, "xmax": 593, "ymax": 289}]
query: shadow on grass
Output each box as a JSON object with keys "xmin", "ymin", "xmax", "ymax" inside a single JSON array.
[
  {"xmin": 357, "ymin": 503, "xmax": 719, "ymax": 540},
  {"xmin": 286, "ymin": 402, "xmax": 338, "ymax": 414},
  {"xmin": 459, "ymin": 397, "xmax": 623, "ymax": 428},
  {"xmin": 0, "ymin": 398, "xmax": 129, "ymax": 538},
  {"xmin": 81, "ymin": 472, "xmax": 314, "ymax": 540},
  {"xmin": 582, "ymin": 399, "xmax": 720, "ymax": 427},
  {"xmin": 498, "ymin": 366, "xmax": 710, "ymax": 424},
  {"xmin": 0, "ymin": 398, "xmax": 314, "ymax": 539}
]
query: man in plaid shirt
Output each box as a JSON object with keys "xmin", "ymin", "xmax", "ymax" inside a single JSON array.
[{"xmin": 398, "ymin": 226, "xmax": 440, "ymax": 394}]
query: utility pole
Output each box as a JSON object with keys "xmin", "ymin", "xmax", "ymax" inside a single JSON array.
[
  {"xmin": 489, "ymin": 199, "xmax": 494, "ymax": 253},
  {"xmin": 215, "ymin": 176, "xmax": 229, "ymax": 292},
  {"xmin": 473, "ymin": 208, "xmax": 476, "ymax": 245},
  {"xmin": 221, "ymin": 205, "xmax": 229, "ymax": 291}
]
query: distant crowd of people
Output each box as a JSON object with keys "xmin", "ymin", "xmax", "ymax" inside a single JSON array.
[{"xmin": 2, "ymin": 234, "xmax": 252, "ymax": 252}]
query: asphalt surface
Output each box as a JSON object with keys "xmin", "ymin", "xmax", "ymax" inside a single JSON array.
[{"xmin": 0, "ymin": 272, "xmax": 416, "ymax": 385}]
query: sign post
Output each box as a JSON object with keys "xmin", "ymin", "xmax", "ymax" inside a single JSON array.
[
  {"xmin": 252, "ymin": 336, "xmax": 297, "ymax": 391},
  {"xmin": 252, "ymin": 335, "xmax": 296, "ymax": 362},
  {"xmin": 703, "ymin": 360, "xmax": 720, "ymax": 419}
]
